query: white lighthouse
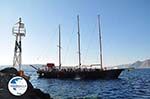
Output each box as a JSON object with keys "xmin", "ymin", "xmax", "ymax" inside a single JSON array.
[{"xmin": 12, "ymin": 18, "xmax": 26, "ymax": 73}]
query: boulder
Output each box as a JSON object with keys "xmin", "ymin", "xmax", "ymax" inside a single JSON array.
[{"xmin": 0, "ymin": 67, "xmax": 51, "ymax": 99}]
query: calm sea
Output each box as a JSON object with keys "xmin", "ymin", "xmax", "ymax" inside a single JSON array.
[{"xmin": 25, "ymin": 68, "xmax": 150, "ymax": 99}]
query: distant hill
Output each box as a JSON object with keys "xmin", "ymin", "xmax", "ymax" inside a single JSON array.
[
  {"xmin": 115, "ymin": 59, "xmax": 150, "ymax": 68},
  {"xmin": 1, "ymin": 59, "xmax": 150, "ymax": 70},
  {"xmin": 130, "ymin": 59, "xmax": 150, "ymax": 68}
]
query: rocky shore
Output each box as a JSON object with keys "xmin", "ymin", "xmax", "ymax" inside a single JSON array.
[{"xmin": 0, "ymin": 67, "xmax": 51, "ymax": 99}]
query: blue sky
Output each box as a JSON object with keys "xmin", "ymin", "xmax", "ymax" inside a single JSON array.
[{"xmin": 0, "ymin": 0, "xmax": 149, "ymax": 66}]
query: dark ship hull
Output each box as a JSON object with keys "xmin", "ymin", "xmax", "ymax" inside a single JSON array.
[{"xmin": 37, "ymin": 68, "xmax": 124, "ymax": 79}]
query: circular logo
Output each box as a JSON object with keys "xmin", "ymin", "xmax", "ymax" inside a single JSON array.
[{"xmin": 8, "ymin": 76, "xmax": 28, "ymax": 96}]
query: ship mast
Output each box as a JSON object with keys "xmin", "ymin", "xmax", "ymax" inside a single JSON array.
[
  {"xmin": 77, "ymin": 15, "xmax": 81, "ymax": 68},
  {"xmin": 58, "ymin": 24, "xmax": 61, "ymax": 70},
  {"xmin": 98, "ymin": 15, "xmax": 103, "ymax": 70}
]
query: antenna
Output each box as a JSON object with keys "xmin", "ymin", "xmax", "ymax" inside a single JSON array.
[
  {"xmin": 98, "ymin": 15, "xmax": 103, "ymax": 70},
  {"xmin": 12, "ymin": 18, "xmax": 26, "ymax": 71},
  {"xmin": 77, "ymin": 15, "xmax": 81, "ymax": 68}
]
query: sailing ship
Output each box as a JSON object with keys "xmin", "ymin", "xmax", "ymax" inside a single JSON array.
[{"xmin": 36, "ymin": 15, "xmax": 124, "ymax": 79}]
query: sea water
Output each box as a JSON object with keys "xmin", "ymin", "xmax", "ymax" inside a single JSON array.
[{"xmin": 27, "ymin": 68, "xmax": 150, "ymax": 99}]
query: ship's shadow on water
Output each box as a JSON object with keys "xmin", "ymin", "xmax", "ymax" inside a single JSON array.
[{"xmin": 29, "ymin": 69, "xmax": 150, "ymax": 99}]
